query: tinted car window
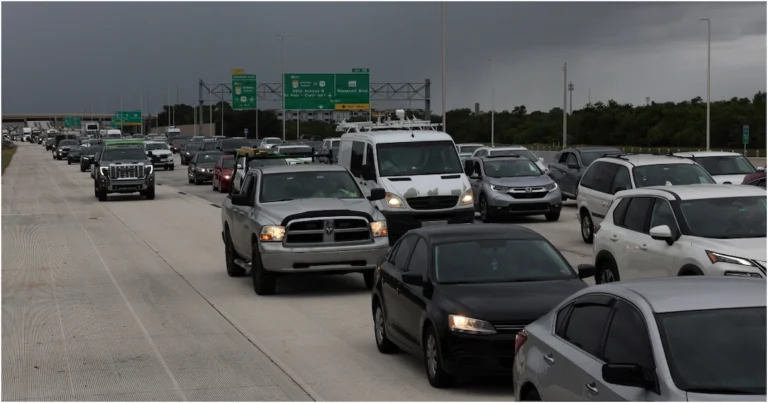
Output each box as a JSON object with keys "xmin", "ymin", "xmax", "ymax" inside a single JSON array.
[
  {"xmin": 632, "ymin": 164, "xmax": 715, "ymax": 188},
  {"xmin": 350, "ymin": 141, "xmax": 365, "ymax": 177},
  {"xmin": 580, "ymin": 162, "xmax": 598, "ymax": 188},
  {"xmin": 603, "ymin": 300, "xmax": 655, "ymax": 368},
  {"xmin": 679, "ymin": 196, "xmax": 766, "ymax": 239},
  {"xmin": 610, "ymin": 166, "xmax": 632, "ymax": 194},
  {"xmin": 693, "ymin": 155, "xmax": 756, "ymax": 176},
  {"xmin": 612, "ymin": 198, "xmax": 631, "ymax": 226},
  {"xmin": 555, "ymin": 303, "xmax": 574, "ymax": 336},
  {"xmin": 621, "ymin": 197, "xmax": 653, "ymax": 233},
  {"xmin": 392, "ymin": 236, "xmax": 418, "ymax": 270},
  {"xmin": 580, "ymin": 149, "xmax": 621, "ymax": 166},
  {"xmin": 590, "ymin": 162, "xmax": 620, "ymax": 194},
  {"xmin": 563, "ymin": 303, "xmax": 612, "ymax": 357},
  {"xmin": 565, "ymin": 153, "xmax": 578, "ymax": 166},
  {"xmin": 406, "ymin": 239, "xmax": 428, "ymax": 275}
]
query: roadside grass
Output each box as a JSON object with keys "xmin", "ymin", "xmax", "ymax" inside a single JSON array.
[{"xmin": 2, "ymin": 148, "xmax": 17, "ymax": 175}]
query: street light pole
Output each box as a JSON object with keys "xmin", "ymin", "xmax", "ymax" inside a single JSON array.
[
  {"xmin": 568, "ymin": 82, "xmax": 574, "ymax": 114},
  {"xmin": 562, "ymin": 62, "xmax": 567, "ymax": 148},
  {"xmin": 701, "ymin": 18, "xmax": 711, "ymax": 151},
  {"xmin": 277, "ymin": 34, "xmax": 290, "ymax": 141},
  {"xmin": 489, "ymin": 58, "xmax": 495, "ymax": 146},
  {"xmin": 441, "ymin": 2, "xmax": 447, "ymax": 132}
]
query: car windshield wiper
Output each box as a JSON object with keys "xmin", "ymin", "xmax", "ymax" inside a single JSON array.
[{"xmin": 686, "ymin": 387, "xmax": 763, "ymax": 395}]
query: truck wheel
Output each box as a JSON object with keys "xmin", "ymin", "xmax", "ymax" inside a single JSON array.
[
  {"xmin": 94, "ymin": 182, "xmax": 98, "ymax": 198},
  {"xmin": 194, "ymin": 175, "xmax": 201, "ymax": 186},
  {"xmin": 145, "ymin": 185, "xmax": 155, "ymax": 200},
  {"xmin": 169, "ymin": 165, "xmax": 174, "ymax": 171},
  {"xmin": 225, "ymin": 231, "xmax": 246, "ymax": 277},
  {"xmin": 363, "ymin": 271, "xmax": 374, "ymax": 290},
  {"xmin": 67, "ymin": 160, "xmax": 71, "ymax": 165},
  {"xmin": 545, "ymin": 211, "xmax": 560, "ymax": 221},
  {"xmin": 97, "ymin": 186, "xmax": 107, "ymax": 202},
  {"xmin": 80, "ymin": 165, "xmax": 85, "ymax": 172},
  {"xmin": 251, "ymin": 241, "xmax": 276, "ymax": 295}
]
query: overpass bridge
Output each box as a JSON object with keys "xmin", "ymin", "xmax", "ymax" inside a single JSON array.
[{"xmin": 2, "ymin": 113, "xmax": 152, "ymax": 123}]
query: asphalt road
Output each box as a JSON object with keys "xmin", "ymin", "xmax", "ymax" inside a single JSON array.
[{"xmin": 3, "ymin": 144, "xmax": 593, "ymax": 401}]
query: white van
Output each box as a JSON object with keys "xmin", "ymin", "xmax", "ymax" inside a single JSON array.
[{"xmin": 337, "ymin": 111, "xmax": 475, "ymax": 244}]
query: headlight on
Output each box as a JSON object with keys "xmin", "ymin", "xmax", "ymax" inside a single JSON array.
[
  {"xmin": 545, "ymin": 182, "xmax": 558, "ymax": 192},
  {"xmin": 448, "ymin": 315, "xmax": 497, "ymax": 335},
  {"xmin": 100, "ymin": 167, "xmax": 108, "ymax": 175},
  {"xmin": 198, "ymin": 167, "xmax": 206, "ymax": 172},
  {"xmin": 706, "ymin": 251, "xmax": 754, "ymax": 267},
  {"xmin": 459, "ymin": 189, "xmax": 473, "ymax": 205},
  {"xmin": 259, "ymin": 226, "xmax": 285, "ymax": 242},
  {"xmin": 370, "ymin": 221, "xmax": 388, "ymax": 237},
  {"xmin": 145, "ymin": 165, "xmax": 153, "ymax": 175},
  {"xmin": 491, "ymin": 184, "xmax": 510, "ymax": 193},
  {"xmin": 223, "ymin": 175, "xmax": 231, "ymax": 179},
  {"xmin": 385, "ymin": 193, "xmax": 406, "ymax": 209}
]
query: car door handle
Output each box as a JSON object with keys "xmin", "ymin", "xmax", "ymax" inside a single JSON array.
[
  {"xmin": 543, "ymin": 353, "xmax": 555, "ymax": 365},
  {"xmin": 610, "ymin": 235, "xmax": 619, "ymax": 242},
  {"xmin": 600, "ymin": 201, "xmax": 611, "ymax": 206},
  {"xmin": 585, "ymin": 382, "xmax": 599, "ymax": 395},
  {"xmin": 639, "ymin": 244, "xmax": 647, "ymax": 251}
]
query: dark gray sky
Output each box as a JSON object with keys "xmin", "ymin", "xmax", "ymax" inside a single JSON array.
[{"xmin": 2, "ymin": 2, "xmax": 765, "ymax": 114}]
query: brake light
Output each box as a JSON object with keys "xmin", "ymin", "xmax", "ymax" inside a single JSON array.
[
  {"xmin": 594, "ymin": 224, "xmax": 601, "ymax": 234},
  {"xmin": 514, "ymin": 330, "xmax": 528, "ymax": 355}
]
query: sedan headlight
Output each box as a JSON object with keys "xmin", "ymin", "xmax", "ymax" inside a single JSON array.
[
  {"xmin": 198, "ymin": 167, "xmax": 206, "ymax": 172},
  {"xmin": 385, "ymin": 192, "xmax": 406, "ymax": 209},
  {"xmin": 707, "ymin": 251, "xmax": 755, "ymax": 267},
  {"xmin": 370, "ymin": 221, "xmax": 388, "ymax": 237},
  {"xmin": 545, "ymin": 182, "xmax": 558, "ymax": 192},
  {"xmin": 459, "ymin": 189, "xmax": 473, "ymax": 206},
  {"xmin": 259, "ymin": 226, "xmax": 285, "ymax": 242},
  {"xmin": 448, "ymin": 315, "xmax": 497, "ymax": 335},
  {"xmin": 491, "ymin": 184, "xmax": 510, "ymax": 193}
]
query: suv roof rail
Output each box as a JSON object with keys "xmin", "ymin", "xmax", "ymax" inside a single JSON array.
[
  {"xmin": 601, "ymin": 152, "xmax": 634, "ymax": 160},
  {"xmin": 336, "ymin": 110, "xmax": 441, "ymax": 133}
]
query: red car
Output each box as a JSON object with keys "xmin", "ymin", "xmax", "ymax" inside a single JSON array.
[
  {"xmin": 212, "ymin": 155, "xmax": 235, "ymax": 193},
  {"xmin": 742, "ymin": 171, "xmax": 766, "ymax": 187}
]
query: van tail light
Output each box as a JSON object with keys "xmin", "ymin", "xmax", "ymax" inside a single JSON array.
[
  {"xmin": 594, "ymin": 224, "xmax": 601, "ymax": 234},
  {"xmin": 514, "ymin": 330, "xmax": 528, "ymax": 355}
]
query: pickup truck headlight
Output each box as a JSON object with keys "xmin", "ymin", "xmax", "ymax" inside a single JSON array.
[
  {"xmin": 448, "ymin": 315, "xmax": 497, "ymax": 335},
  {"xmin": 707, "ymin": 251, "xmax": 755, "ymax": 267},
  {"xmin": 491, "ymin": 184, "xmax": 510, "ymax": 193},
  {"xmin": 385, "ymin": 193, "xmax": 406, "ymax": 209},
  {"xmin": 100, "ymin": 167, "xmax": 108, "ymax": 176},
  {"xmin": 459, "ymin": 189, "xmax": 474, "ymax": 206},
  {"xmin": 145, "ymin": 165, "xmax": 154, "ymax": 176},
  {"xmin": 370, "ymin": 221, "xmax": 388, "ymax": 237},
  {"xmin": 545, "ymin": 182, "xmax": 558, "ymax": 192},
  {"xmin": 259, "ymin": 226, "xmax": 285, "ymax": 242}
]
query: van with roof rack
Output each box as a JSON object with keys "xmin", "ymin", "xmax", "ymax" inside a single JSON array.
[{"xmin": 337, "ymin": 110, "xmax": 475, "ymax": 245}]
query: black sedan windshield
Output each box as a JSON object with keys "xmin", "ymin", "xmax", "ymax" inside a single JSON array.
[
  {"xmin": 632, "ymin": 164, "xmax": 715, "ymax": 187},
  {"xmin": 656, "ymin": 307, "xmax": 765, "ymax": 395},
  {"xmin": 260, "ymin": 171, "xmax": 363, "ymax": 202},
  {"xmin": 693, "ymin": 155, "xmax": 756, "ymax": 176},
  {"xmin": 101, "ymin": 148, "xmax": 147, "ymax": 161},
  {"xmin": 679, "ymin": 196, "xmax": 766, "ymax": 239},
  {"xmin": 483, "ymin": 159, "xmax": 542, "ymax": 177},
  {"xmin": 435, "ymin": 239, "xmax": 575, "ymax": 284}
]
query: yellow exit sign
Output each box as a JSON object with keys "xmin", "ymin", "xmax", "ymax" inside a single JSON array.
[
  {"xmin": 335, "ymin": 104, "xmax": 370, "ymax": 111},
  {"xmin": 231, "ymin": 68, "xmax": 244, "ymax": 75}
]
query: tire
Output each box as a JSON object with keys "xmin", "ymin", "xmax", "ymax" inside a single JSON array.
[
  {"xmin": 97, "ymin": 185, "xmax": 107, "ymax": 202},
  {"xmin": 424, "ymin": 325, "xmax": 454, "ymax": 388},
  {"xmin": 224, "ymin": 231, "xmax": 246, "ymax": 277},
  {"xmin": 169, "ymin": 165, "xmax": 174, "ymax": 171},
  {"xmin": 193, "ymin": 173, "xmax": 201, "ymax": 186},
  {"xmin": 580, "ymin": 211, "xmax": 594, "ymax": 244},
  {"xmin": 363, "ymin": 271, "xmax": 374, "ymax": 290},
  {"xmin": 251, "ymin": 242, "xmax": 276, "ymax": 295},
  {"xmin": 596, "ymin": 257, "xmax": 619, "ymax": 284},
  {"xmin": 373, "ymin": 302, "xmax": 399, "ymax": 354},
  {"xmin": 145, "ymin": 185, "xmax": 155, "ymax": 200},
  {"xmin": 213, "ymin": 180, "xmax": 219, "ymax": 192},
  {"xmin": 80, "ymin": 165, "xmax": 85, "ymax": 172},
  {"xmin": 522, "ymin": 388, "xmax": 541, "ymax": 401},
  {"xmin": 479, "ymin": 195, "xmax": 494, "ymax": 223},
  {"xmin": 545, "ymin": 211, "xmax": 560, "ymax": 221},
  {"xmin": 188, "ymin": 174, "xmax": 194, "ymax": 184},
  {"xmin": 94, "ymin": 181, "xmax": 98, "ymax": 198},
  {"xmin": 67, "ymin": 160, "xmax": 71, "ymax": 165}
]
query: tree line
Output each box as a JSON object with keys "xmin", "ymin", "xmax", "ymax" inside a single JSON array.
[{"xmin": 151, "ymin": 91, "xmax": 766, "ymax": 149}]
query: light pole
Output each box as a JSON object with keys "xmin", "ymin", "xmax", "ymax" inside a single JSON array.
[
  {"xmin": 568, "ymin": 82, "xmax": 574, "ymax": 114},
  {"xmin": 701, "ymin": 18, "xmax": 711, "ymax": 151},
  {"xmin": 441, "ymin": 2, "xmax": 447, "ymax": 131},
  {"xmin": 489, "ymin": 58, "xmax": 495, "ymax": 146},
  {"xmin": 277, "ymin": 34, "xmax": 290, "ymax": 141},
  {"xmin": 562, "ymin": 62, "xmax": 567, "ymax": 148}
]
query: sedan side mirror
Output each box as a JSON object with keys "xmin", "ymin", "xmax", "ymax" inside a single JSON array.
[
  {"xmin": 368, "ymin": 188, "xmax": 386, "ymax": 201},
  {"xmin": 577, "ymin": 264, "xmax": 596, "ymax": 279},
  {"xmin": 757, "ymin": 166, "xmax": 765, "ymax": 172},
  {"xmin": 402, "ymin": 271, "xmax": 425, "ymax": 286},
  {"xmin": 602, "ymin": 364, "xmax": 660, "ymax": 394},
  {"xmin": 649, "ymin": 225, "xmax": 674, "ymax": 245},
  {"xmin": 567, "ymin": 163, "xmax": 580, "ymax": 170}
]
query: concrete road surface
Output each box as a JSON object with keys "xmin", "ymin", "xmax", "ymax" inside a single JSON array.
[{"xmin": 3, "ymin": 145, "xmax": 593, "ymax": 401}]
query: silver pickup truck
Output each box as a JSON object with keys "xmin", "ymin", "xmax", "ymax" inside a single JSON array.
[{"xmin": 221, "ymin": 164, "xmax": 389, "ymax": 295}]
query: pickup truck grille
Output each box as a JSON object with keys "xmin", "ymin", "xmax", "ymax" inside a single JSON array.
[
  {"xmin": 406, "ymin": 196, "xmax": 458, "ymax": 210},
  {"xmin": 285, "ymin": 217, "xmax": 371, "ymax": 245},
  {"xmin": 109, "ymin": 165, "xmax": 145, "ymax": 180}
]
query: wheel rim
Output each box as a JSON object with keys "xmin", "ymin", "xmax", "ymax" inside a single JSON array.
[
  {"xmin": 426, "ymin": 334, "xmax": 437, "ymax": 378},
  {"xmin": 480, "ymin": 199, "xmax": 487, "ymax": 220},
  {"xmin": 601, "ymin": 267, "xmax": 615, "ymax": 283},
  {"xmin": 374, "ymin": 307, "xmax": 384, "ymax": 345},
  {"xmin": 581, "ymin": 216, "xmax": 592, "ymax": 239}
]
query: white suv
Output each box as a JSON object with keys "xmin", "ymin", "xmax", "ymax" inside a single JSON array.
[
  {"xmin": 672, "ymin": 151, "xmax": 764, "ymax": 184},
  {"xmin": 576, "ymin": 154, "xmax": 715, "ymax": 243},
  {"xmin": 593, "ymin": 184, "xmax": 766, "ymax": 283}
]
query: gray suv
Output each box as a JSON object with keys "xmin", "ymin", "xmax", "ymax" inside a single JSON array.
[{"xmin": 464, "ymin": 155, "xmax": 562, "ymax": 222}]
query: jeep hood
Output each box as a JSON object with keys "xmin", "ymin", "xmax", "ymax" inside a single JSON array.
[
  {"xmin": 260, "ymin": 198, "xmax": 378, "ymax": 225},
  {"xmin": 379, "ymin": 175, "xmax": 468, "ymax": 198}
]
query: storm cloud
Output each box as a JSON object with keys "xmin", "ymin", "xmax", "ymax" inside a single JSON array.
[{"xmin": 2, "ymin": 1, "xmax": 765, "ymax": 114}]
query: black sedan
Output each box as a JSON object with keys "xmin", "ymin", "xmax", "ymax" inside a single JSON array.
[
  {"xmin": 66, "ymin": 146, "xmax": 83, "ymax": 164},
  {"xmin": 80, "ymin": 145, "xmax": 103, "ymax": 172},
  {"xmin": 188, "ymin": 151, "xmax": 224, "ymax": 185},
  {"xmin": 371, "ymin": 224, "xmax": 595, "ymax": 388}
]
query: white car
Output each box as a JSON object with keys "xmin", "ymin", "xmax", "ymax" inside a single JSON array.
[
  {"xmin": 470, "ymin": 146, "xmax": 547, "ymax": 173},
  {"xmin": 576, "ymin": 154, "xmax": 715, "ymax": 243},
  {"xmin": 592, "ymin": 184, "xmax": 766, "ymax": 283},
  {"xmin": 455, "ymin": 143, "xmax": 484, "ymax": 155},
  {"xmin": 672, "ymin": 151, "xmax": 764, "ymax": 184},
  {"xmin": 259, "ymin": 137, "xmax": 283, "ymax": 149},
  {"xmin": 144, "ymin": 141, "xmax": 174, "ymax": 170},
  {"xmin": 274, "ymin": 145, "xmax": 313, "ymax": 164}
]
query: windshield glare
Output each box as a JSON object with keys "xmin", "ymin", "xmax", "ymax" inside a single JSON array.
[
  {"xmin": 484, "ymin": 159, "xmax": 542, "ymax": 177},
  {"xmin": 435, "ymin": 239, "xmax": 575, "ymax": 284},
  {"xmin": 694, "ymin": 156, "xmax": 756, "ymax": 176},
  {"xmin": 633, "ymin": 164, "xmax": 715, "ymax": 187},
  {"xmin": 657, "ymin": 307, "xmax": 765, "ymax": 395},
  {"xmin": 377, "ymin": 141, "xmax": 463, "ymax": 177},
  {"xmin": 146, "ymin": 143, "xmax": 169, "ymax": 151},
  {"xmin": 197, "ymin": 153, "xmax": 223, "ymax": 164},
  {"xmin": 261, "ymin": 171, "xmax": 363, "ymax": 202},
  {"xmin": 102, "ymin": 148, "xmax": 147, "ymax": 161},
  {"xmin": 679, "ymin": 196, "xmax": 766, "ymax": 239}
]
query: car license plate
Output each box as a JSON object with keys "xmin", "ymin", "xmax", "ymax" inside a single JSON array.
[{"xmin": 421, "ymin": 220, "xmax": 448, "ymax": 227}]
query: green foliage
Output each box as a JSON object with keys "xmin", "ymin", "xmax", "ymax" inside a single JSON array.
[{"xmin": 152, "ymin": 91, "xmax": 765, "ymax": 147}]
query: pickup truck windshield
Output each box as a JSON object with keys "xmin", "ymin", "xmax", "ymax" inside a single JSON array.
[
  {"xmin": 376, "ymin": 140, "xmax": 463, "ymax": 177},
  {"xmin": 260, "ymin": 171, "xmax": 363, "ymax": 202},
  {"xmin": 101, "ymin": 148, "xmax": 147, "ymax": 161}
]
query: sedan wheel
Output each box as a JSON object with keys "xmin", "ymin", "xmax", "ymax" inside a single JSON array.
[{"xmin": 373, "ymin": 304, "xmax": 398, "ymax": 354}]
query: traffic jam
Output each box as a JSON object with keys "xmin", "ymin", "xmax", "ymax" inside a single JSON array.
[{"xmin": 24, "ymin": 113, "xmax": 766, "ymax": 400}]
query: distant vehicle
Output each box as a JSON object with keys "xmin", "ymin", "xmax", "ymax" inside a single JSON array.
[
  {"xmin": 144, "ymin": 141, "xmax": 174, "ymax": 171},
  {"xmin": 66, "ymin": 145, "xmax": 83, "ymax": 165},
  {"xmin": 258, "ymin": 137, "xmax": 283, "ymax": 149},
  {"xmin": 165, "ymin": 127, "xmax": 182, "ymax": 137},
  {"xmin": 743, "ymin": 171, "xmax": 766, "ymax": 187},
  {"xmin": 273, "ymin": 145, "xmax": 314, "ymax": 164},
  {"xmin": 673, "ymin": 151, "xmax": 765, "ymax": 184},
  {"xmin": 548, "ymin": 146, "xmax": 624, "ymax": 200},
  {"xmin": 54, "ymin": 139, "xmax": 78, "ymax": 160},
  {"xmin": 212, "ymin": 155, "xmax": 235, "ymax": 193},
  {"xmin": 93, "ymin": 145, "xmax": 155, "ymax": 201},
  {"xmin": 470, "ymin": 146, "xmax": 547, "ymax": 173},
  {"xmin": 455, "ymin": 143, "xmax": 484, "ymax": 154},
  {"xmin": 180, "ymin": 142, "xmax": 203, "ymax": 165},
  {"xmin": 104, "ymin": 129, "xmax": 122, "ymax": 139},
  {"xmin": 215, "ymin": 138, "xmax": 252, "ymax": 154},
  {"xmin": 316, "ymin": 137, "xmax": 341, "ymax": 164},
  {"xmin": 187, "ymin": 151, "xmax": 224, "ymax": 185},
  {"xmin": 80, "ymin": 145, "xmax": 103, "ymax": 173}
]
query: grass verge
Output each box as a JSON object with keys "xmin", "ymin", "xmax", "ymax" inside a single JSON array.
[{"xmin": 2, "ymin": 148, "xmax": 17, "ymax": 175}]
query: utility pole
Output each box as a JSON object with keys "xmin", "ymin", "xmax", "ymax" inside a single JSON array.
[
  {"xmin": 167, "ymin": 84, "xmax": 171, "ymax": 128},
  {"xmin": 562, "ymin": 62, "xmax": 567, "ymax": 148},
  {"xmin": 701, "ymin": 18, "xmax": 711, "ymax": 151},
  {"xmin": 120, "ymin": 93, "xmax": 124, "ymax": 130},
  {"xmin": 208, "ymin": 88, "xmax": 213, "ymax": 136},
  {"xmin": 489, "ymin": 58, "xmax": 495, "ymax": 146},
  {"xmin": 174, "ymin": 84, "xmax": 179, "ymax": 127},
  {"xmin": 646, "ymin": 97, "xmax": 650, "ymax": 106},
  {"xmin": 588, "ymin": 88, "xmax": 591, "ymax": 105},
  {"xmin": 140, "ymin": 91, "xmax": 143, "ymax": 135},
  {"xmin": 277, "ymin": 34, "xmax": 290, "ymax": 141},
  {"xmin": 441, "ymin": 2, "xmax": 447, "ymax": 132},
  {"xmin": 568, "ymin": 82, "xmax": 574, "ymax": 114}
]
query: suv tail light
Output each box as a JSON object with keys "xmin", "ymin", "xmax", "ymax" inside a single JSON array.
[
  {"xmin": 514, "ymin": 330, "xmax": 528, "ymax": 355},
  {"xmin": 594, "ymin": 224, "xmax": 601, "ymax": 234}
]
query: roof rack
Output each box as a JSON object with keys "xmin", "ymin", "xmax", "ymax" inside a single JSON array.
[
  {"xmin": 336, "ymin": 109, "xmax": 442, "ymax": 133},
  {"xmin": 483, "ymin": 154, "xmax": 521, "ymax": 159}
]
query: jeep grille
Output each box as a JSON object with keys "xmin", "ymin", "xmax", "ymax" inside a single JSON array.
[{"xmin": 284, "ymin": 217, "xmax": 371, "ymax": 245}]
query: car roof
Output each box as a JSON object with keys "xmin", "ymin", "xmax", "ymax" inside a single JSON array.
[
  {"xmin": 144, "ymin": 141, "xmax": 167, "ymax": 145},
  {"xmin": 672, "ymin": 151, "xmax": 742, "ymax": 157},
  {"xmin": 589, "ymin": 277, "xmax": 765, "ymax": 313},
  {"xmin": 341, "ymin": 130, "xmax": 453, "ymax": 144},
  {"xmin": 615, "ymin": 183, "xmax": 767, "ymax": 201},
  {"xmin": 457, "ymin": 143, "xmax": 484, "ymax": 146},
  {"xmin": 407, "ymin": 223, "xmax": 544, "ymax": 245},
  {"xmin": 478, "ymin": 155, "xmax": 528, "ymax": 161},
  {"xmin": 478, "ymin": 145, "xmax": 528, "ymax": 151},
  {"xmin": 597, "ymin": 154, "xmax": 697, "ymax": 167},
  {"xmin": 259, "ymin": 164, "xmax": 348, "ymax": 174}
]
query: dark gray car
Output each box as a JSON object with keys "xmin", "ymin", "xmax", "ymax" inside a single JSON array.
[
  {"xmin": 188, "ymin": 151, "xmax": 224, "ymax": 185},
  {"xmin": 548, "ymin": 147, "xmax": 622, "ymax": 200}
]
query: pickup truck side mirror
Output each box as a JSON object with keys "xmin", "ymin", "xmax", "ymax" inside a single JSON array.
[
  {"xmin": 757, "ymin": 166, "xmax": 765, "ymax": 172},
  {"xmin": 368, "ymin": 188, "xmax": 386, "ymax": 201},
  {"xmin": 231, "ymin": 192, "xmax": 251, "ymax": 206},
  {"xmin": 567, "ymin": 162, "xmax": 580, "ymax": 170},
  {"xmin": 236, "ymin": 163, "xmax": 243, "ymax": 169}
]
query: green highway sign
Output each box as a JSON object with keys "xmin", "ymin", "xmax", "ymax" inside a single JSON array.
[
  {"xmin": 113, "ymin": 110, "xmax": 142, "ymax": 126},
  {"xmin": 232, "ymin": 74, "xmax": 257, "ymax": 110},
  {"xmin": 64, "ymin": 116, "xmax": 82, "ymax": 128},
  {"xmin": 284, "ymin": 72, "xmax": 370, "ymax": 110},
  {"xmin": 743, "ymin": 125, "xmax": 750, "ymax": 145}
]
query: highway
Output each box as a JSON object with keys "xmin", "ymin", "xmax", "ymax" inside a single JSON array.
[{"xmin": 2, "ymin": 143, "xmax": 593, "ymax": 401}]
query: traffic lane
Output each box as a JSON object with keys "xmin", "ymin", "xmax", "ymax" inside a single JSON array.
[{"xmin": 2, "ymin": 144, "xmax": 311, "ymax": 401}]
